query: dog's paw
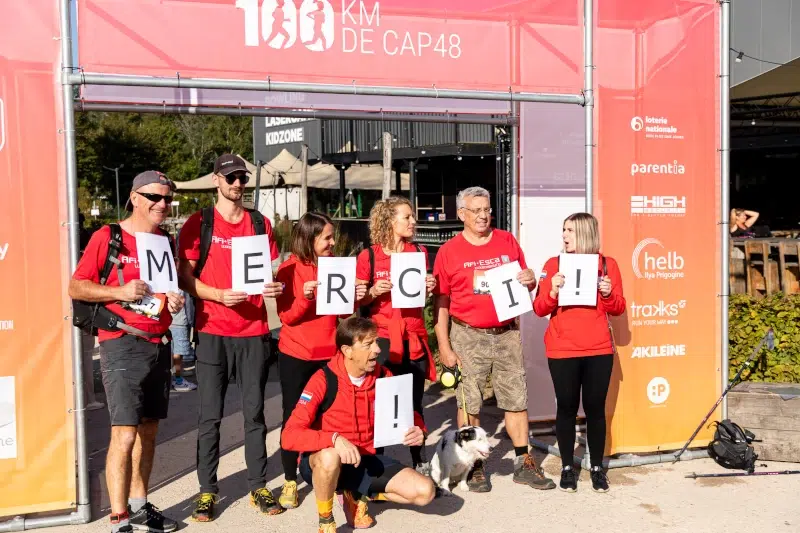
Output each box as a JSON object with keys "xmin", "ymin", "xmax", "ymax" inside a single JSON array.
[{"xmin": 434, "ymin": 487, "xmax": 455, "ymax": 499}]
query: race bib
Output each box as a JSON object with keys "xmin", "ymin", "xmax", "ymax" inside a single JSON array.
[
  {"xmin": 121, "ymin": 293, "xmax": 165, "ymax": 320},
  {"xmin": 473, "ymin": 271, "xmax": 491, "ymax": 295}
]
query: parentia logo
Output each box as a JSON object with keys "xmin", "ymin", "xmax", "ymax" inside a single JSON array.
[
  {"xmin": 239, "ymin": 0, "xmax": 335, "ymax": 52},
  {"xmin": 630, "ymin": 116, "xmax": 684, "ymax": 140},
  {"xmin": 630, "ymin": 196, "xmax": 686, "ymax": 216},
  {"xmin": 630, "ymin": 161, "xmax": 685, "ymax": 177},
  {"xmin": 631, "ymin": 238, "xmax": 685, "ymax": 280}
]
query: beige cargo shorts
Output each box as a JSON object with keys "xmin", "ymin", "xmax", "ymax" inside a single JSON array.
[{"xmin": 450, "ymin": 320, "xmax": 527, "ymax": 415}]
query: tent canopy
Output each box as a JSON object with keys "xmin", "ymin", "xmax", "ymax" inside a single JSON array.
[{"xmin": 175, "ymin": 151, "xmax": 409, "ymax": 192}]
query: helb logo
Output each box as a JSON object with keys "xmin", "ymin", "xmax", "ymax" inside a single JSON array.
[
  {"xmin": 238, "ymin": 0, "xmax": 335, "ymax": 52},
  {"xmin": 631, "ymin": 238, "xmax": 684, "ymax": 280}
]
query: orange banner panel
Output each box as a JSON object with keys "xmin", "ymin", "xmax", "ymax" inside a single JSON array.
[{"xmin": 0, "ymin": 0, "xmax": 76, "ymax": 516}]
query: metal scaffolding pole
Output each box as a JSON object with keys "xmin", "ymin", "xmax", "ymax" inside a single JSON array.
[
  {"xmin": 68, "ymin": 73, "xmax": 586, "ymax": 106},
  {"xmin": 76, "ymin": 101, "xmax": 517, "ymax": 125},
  {"xmin": 720, "ymin": 0, "xmax": 731, "ymax": 417},
  {"xmin": 584, "ymin": 0, "xmax": 594, "ymax": 213}
]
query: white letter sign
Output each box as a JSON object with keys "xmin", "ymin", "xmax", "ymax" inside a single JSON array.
[
  {"xmin": 484, "ymin": 261, "xmax": 533, "ymax": 322},
  {"xmin": 316, "ymin": 257, "xmax": 356, "ymax": 315},
  {"xmin": 390, "ymin": 252, "xmax": 426, "ymax": 309},
  {"xmin": 374, "ymin": 374, "xmax": 414, "ymax": 449},
  {"xmin": 232, "ymin": 235, "xmax": 273, "ymax": 295},
  {"xmin": 558, "ymin": 253, "xmax": 599, "ymax": 307},
  {"xmin": 136, "ymin": 233, "xmax": 178, "ymax": 293}
]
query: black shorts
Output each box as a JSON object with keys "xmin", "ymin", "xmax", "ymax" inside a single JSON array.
[
  {"xmin": 299, "ymin": 453, "xmax": 406, "ymax": 496},
  {"xmin": 99, "ymin": 335, "xmax": 172, "ymax": 426}
]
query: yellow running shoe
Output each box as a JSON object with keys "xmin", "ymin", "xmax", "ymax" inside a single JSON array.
[{"xmin": 278, "ymin": 480, "xmax": 299, "ymax": 509}]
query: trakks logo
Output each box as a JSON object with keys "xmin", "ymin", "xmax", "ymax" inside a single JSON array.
[
  {"xmin": 0, "ymin": 321, "xmax": 12, "ymax": 332},
  {"xmin": 629, "ymin": 299, "xmax": 686, "ymax": 327},
  {"xmin": 630, "ymin": 196, "xmax": 686, "ymax": 216},
  {"xmin": 0, "ymin": 243, "xmax": 8, "ymax": 261},
  {"xmin": 238, "ymin": 0, "xmax": 463, "ymax": 58},
  {"xmin": 631, "ymin": 238, "xmax": 684, "ymax": 280}
]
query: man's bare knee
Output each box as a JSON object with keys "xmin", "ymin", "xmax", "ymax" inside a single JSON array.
[
  {"xmin": 315, "ymin": 448, "xmax": 342, "ymax": 475},
  {"xmin": 415, "ymin": 476, "xmax": 435, "ymax": 506},
  {"xmin": 111, "ymin": 426, "xmax": 137, "ymax": 452},
  {"xmin": 138, "ymin": 419, "xmax": 159, "ymax": 441}
]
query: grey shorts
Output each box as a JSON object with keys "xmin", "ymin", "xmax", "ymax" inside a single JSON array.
[
  {"xmin": 99, "ymin": 335, "xmax": 172, "ymax": 426},
  {"xmin": 450, "ymin": 321, "xmax": 528, "ymax": 415}
]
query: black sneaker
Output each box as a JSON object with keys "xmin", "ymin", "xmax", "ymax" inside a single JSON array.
[
  {"xmin": 512, "ymin": 454, "xmax": 556, "ymax": 490},
  {"xmin": 559, "ymin": 466, "xmax": 578, "ymax": 493},
  {"xmin": 250, "ymin": 488, "xmax": 285, "ymax": 516},
  {"xmin": 466, "ymin": 460, "xmax": 492, "ymax": 493},
  {"xmin": 190, "ymin": 493, "xmax": 218, "ymax": 522},
  {"xmin": 129, "ymin": 502, "xmax": 179, "ymax": 533},
  {"xmin": 590, "ymin": 466, "xmax": 610, "ymax": 493},
  {"xmin": 114, "ymin": 526, "xmax": 134, "ymax": 533}
]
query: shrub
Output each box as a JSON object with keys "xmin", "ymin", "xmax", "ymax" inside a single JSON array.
[{"xmin": 729, "ymin": 293, "xmax": 800, "ymax": 383}]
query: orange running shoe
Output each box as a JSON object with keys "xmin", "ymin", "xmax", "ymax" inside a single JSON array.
[{"xmin": 340, "ymin": 490, "xmax": 375, "ymax": 529}]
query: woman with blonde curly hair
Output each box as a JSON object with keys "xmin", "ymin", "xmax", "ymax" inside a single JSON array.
[{"xmin": 356, "ymin": 196, "xmax": 437, "ymax": 473}]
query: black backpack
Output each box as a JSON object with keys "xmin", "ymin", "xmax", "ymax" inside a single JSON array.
[
  {"xmin": 707, "ymin": 419, "xmax": 758, "ymax": 473},
  {"xmin": 193, "ymin": 206, "xmax": 267, "ymax": 278},
  {"xmin": 357, "ymin": 243, "xmax": 423, "ymax": 318},
  {"xmin": 73, "ymin": 224, "xmax": 175, "ymax": 336},
  {"xmin": 314, "ymin": 365, "xmax": 388, "ymax": 423}
]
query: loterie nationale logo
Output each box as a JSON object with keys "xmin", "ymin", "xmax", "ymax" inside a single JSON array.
[
  {"xmin": 630, "ymin": 115, "xmax": 684, "ymax": 141},
  {"xmin": 238, "ymin": 0, "xmax": 463, "ymax": 58}
]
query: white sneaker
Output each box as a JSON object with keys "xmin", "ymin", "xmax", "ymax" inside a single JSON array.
[{"xmin": 172, "ymin": 377, "xmax": 197, "ymax": 392}]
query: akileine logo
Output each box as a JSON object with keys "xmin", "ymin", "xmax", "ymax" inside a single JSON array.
[
  {"xmin": 631, "ymin": 238, "xmax": 685, "ymax": 280},
  {"xmin": 632, "ymin": 344, "xmax": 686, "ymax": 359},
  {"xmin": 0, "ymin": 321, "xmax": 13, "ymax": 331},
  {"xmin": 647, "ymin": 377, "xmax": 670, "ymax": 405}
]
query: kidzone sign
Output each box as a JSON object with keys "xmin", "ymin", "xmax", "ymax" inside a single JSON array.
[{"xmin": 238, "ymin": 0, "xmax": 463, "ymax": 58}]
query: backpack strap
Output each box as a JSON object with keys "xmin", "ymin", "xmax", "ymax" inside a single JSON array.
[
  {"xmin": 602, "ymin": 255, "xmax": 607, "ymax": 277},
  {"xmin": 248, "ymin": 209, "xmax": 267, "ymax": 236},
  {"xmin": 100, "ymin": 223, "xmax": 124, "ymax": 285},
  {"xmin": 368, "ymin": 245, "xmax": 376, "ymax": 284},
  {"xmin": 194, "ymin": 207, "xmax": 215, "ymax": 278},
  {"xmin": 316, "ymin": 366, "xmax": 339, "ymax": 422}
]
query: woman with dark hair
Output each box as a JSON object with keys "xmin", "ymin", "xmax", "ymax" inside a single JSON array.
[
  {"xmin": 533, "ymin": 212, "xmax": 626, "ymax": 493},
  {"xmin": 356, "ymin": 196, "xmax": 437, "ymax": 473},
  {"xmin": 275, "ymin": 212, "xmax": 367, "ymax": 509}
]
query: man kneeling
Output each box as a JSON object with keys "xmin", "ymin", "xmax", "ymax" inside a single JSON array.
[{"xmin": 282, "ymin": 317, "xmax": 435, "ymax": 532}]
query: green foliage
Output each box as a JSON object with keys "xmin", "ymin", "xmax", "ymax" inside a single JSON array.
[
  {"xmin": 76, "ymin": 111, "xmax": 252, "ymax": 220},
  {"xmin": 423, "ymin": 301, "xmax": 439, "ymax": 364},
  {"xmin": 729, "ymin": 294, "xmax": 800, "ymax": 383}
]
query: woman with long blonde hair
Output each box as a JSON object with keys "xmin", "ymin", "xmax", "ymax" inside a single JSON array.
[
  {"xmin": 533, "ymin": 212, "xmax": 626, "ymax": 494},
  {"xmin": 356, "ymin": 196, "xmax": 437, "ymax": 472}
]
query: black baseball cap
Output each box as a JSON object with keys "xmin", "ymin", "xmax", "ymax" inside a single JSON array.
[
  {"xmin": 214, "ymin": 154, "xmax": 250, "ymax": 176},
  {"xmin": 124, "ymin": 170, "xmax": 176, "ymax": 211}
]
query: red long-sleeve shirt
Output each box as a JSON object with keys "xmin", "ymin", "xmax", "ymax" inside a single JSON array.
[
  {"xmin": 281, "ymin": 354, "xmax": 425, "ymax": 456},
  {"xmin": 275, "ymin": 255, "xmax": 338, "ymax": 361},
  {"xmin": 533, "ymin": 254, "xmax": 626, "ymax": 359}
]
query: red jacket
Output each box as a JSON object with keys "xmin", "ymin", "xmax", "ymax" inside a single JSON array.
[
  {"xmin": 275, "ymin": 255, "xmax": 338, "ymax": 361},
  {"xmin": 281, "ymin": 353, "xmax": 425, "ymax": 456},
  {"xmin": 533, "ymin": 254, "xmax": 626, "ymax": 359}
]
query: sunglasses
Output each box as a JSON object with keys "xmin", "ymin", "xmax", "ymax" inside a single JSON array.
[
  {"xmin": 224, "ymin": 173, "xmax": 250, "ymax": 185},
  {"xmin": 136, "ymin": 192, "xmax": 174, "ymax": 204}
]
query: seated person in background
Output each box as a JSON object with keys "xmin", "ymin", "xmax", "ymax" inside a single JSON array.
[
  {"xmin": 282, "ymin": 317, "xmax": 435, "ymax": 533},
  {"xmin": 730, "ymin": 208, "xmax": 760, "ymax": 237}
]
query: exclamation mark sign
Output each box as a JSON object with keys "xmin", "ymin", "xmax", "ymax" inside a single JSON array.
[
  {"xmin": 575, "ymin": 269, "xmax": 582, "ymax": 295},
  {"xmin": 393, "ymin": 395, "xmax": 399, "ymax": 428}
]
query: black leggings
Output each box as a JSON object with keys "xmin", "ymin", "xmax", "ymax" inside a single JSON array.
[
  {"xmin": 279, "ymin": 351, "xmax": 328, "ymax": 481},
  {"xmin": 377, "ymin": 337, "xmax": 428, "ymax": 466},
  {"xmin": 547, "ymin": 355, "xmax": 613, "ymax": 469}
]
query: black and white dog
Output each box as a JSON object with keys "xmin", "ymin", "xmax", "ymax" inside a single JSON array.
[{"xmin": 430, "ymin": 426, "xmax": 493, "ymax": 492}]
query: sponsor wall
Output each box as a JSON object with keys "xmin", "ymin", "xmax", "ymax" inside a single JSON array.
[{"xmin": 0, "ymin": 0, "xmax": 76, "ymax": 517}]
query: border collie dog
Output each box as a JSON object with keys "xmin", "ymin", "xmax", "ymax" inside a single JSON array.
[{"xmin": 430, "ymin": 426, "xmax": 493, "ymax": 491}]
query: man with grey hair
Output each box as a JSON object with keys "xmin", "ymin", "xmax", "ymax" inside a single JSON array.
[{"xmin": 432, "ymin": 186, "xmax": 555, "ymax": 493}]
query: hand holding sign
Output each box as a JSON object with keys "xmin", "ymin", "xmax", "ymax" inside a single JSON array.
[
  {"xmin": 317, "ymin": 257, "xmax": 357, "ymax": 315},
  {"xmin": 135, "ymin": 233, "xmax": 178, "ymax": 293},
  {"xmin": 558, "ymin": 253, "xmax": 599, "ymax": 307},
  {"xmin": 391, "ymin": 252, "xmax": 426, "ymax": 308},
  {"xmin": 232, "ymin": 235, "xmax": 272, "ymax": 295},
  {"xmin": 374, "ymin": 373, "xmax": 414, "ymax": 448},
  {"xmin": 484, "ymin": 261, "xmax": 533, "ymax": 322}
]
